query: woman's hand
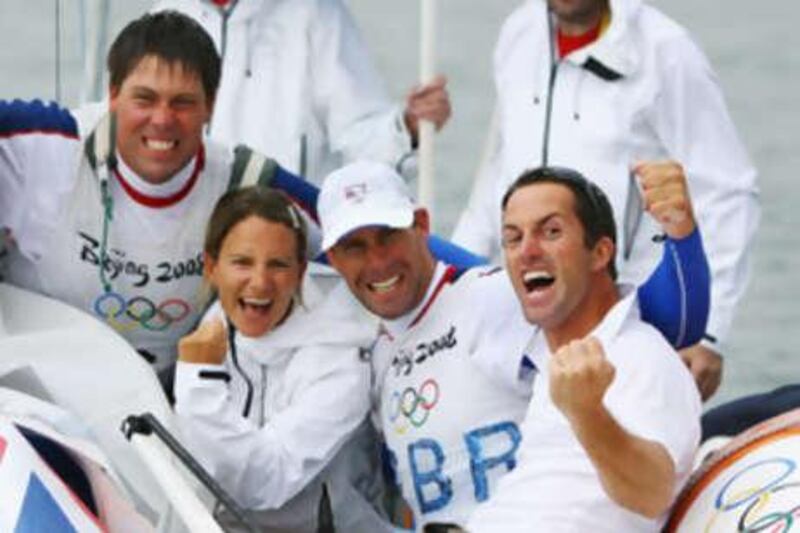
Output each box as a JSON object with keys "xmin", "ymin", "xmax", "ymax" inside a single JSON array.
[{"xmin": 178, "ymin": 318, "xmax": 228, "ymax": 365}]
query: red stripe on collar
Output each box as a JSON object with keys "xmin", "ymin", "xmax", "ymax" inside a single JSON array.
[
  {"xmin": 113, "ymin": 146, "xmax": 205, "ymax": 208},
  {"xmin": 408, "ymin": 265, "xmax": 458, "ymax": 329}
]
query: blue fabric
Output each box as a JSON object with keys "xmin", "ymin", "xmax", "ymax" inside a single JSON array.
[
  {"xmin": 272, "ymin": 166, "xmax": 320, "ymax": 223},
  {"xmin": 637, "ymin": 229, "xmax": 710, "ymax": 349},
  {"xmin": 14, "ymin": 474, "xmax": 77, "ymax": 533},
  {"xmin": 0, "ymin": 99, "xmax": 78, "ymax": 138}
]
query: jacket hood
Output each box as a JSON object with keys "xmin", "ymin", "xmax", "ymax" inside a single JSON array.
[{"xmin": 210, "ymin": 276, "xmax": 376, "ymax": 367}]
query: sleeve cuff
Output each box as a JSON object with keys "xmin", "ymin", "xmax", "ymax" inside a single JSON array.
[{"xmin": 174, "ymin": 361, "xmax": 230, "ymax": 408}]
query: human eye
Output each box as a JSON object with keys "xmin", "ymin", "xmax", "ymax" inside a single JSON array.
[
  {"xmin": 340, "ymin": 240, "xmax": 366, "ymax": 257},
  {"xmin": 267, "ymin": 258, "xmax": 293, "ymax": 270},
  {"xmin": 501, "ymin": 229, "xmax": 522, "ymax": 248},
  {"xmin": 230, "ymin": 255, "xmax": 252, "ymax": 268},
  {"xmin": 132, "ymin": 91, "xmax": 155, "ymax": 105},
  {"xmin": 172, "ymin": 95, "xmax": 198, "ymax": 110},
  {"xmin": 378, "ymin": 228, "xmax": 402, "ymax": 246},
  {"xmin": 542, "ymin": 221, "xmax": 562, "ymax": 240}
]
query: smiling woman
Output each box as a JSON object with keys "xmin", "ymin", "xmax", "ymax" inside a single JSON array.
[
  {"xmin": 174, "ymin": 187, "xmax": 392, "ymax": 532},
  {"xmin": 201, "ymin": 187, "xmax": 307, "ymax": 338}
]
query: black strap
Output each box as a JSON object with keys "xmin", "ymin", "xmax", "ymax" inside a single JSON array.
[
  {"xmin": 583, "ymin": 56, "xmax": 623, "ymax": 81},
  {"xmin": 199, "ymin": 370, "xmax": 231, "ymax": 383},
  {"xmin": 316, "ymin": 482, "xmax": 335, "ymax": 533}
]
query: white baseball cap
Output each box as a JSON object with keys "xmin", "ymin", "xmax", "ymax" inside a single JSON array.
[{"xmin": 319, "ymin": 161, "xmax": 415, "ymax": 250}]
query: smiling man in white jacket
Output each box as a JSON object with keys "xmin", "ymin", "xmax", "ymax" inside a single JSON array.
[
  {"xmin": 153, "ymin": 0, "xmax": 451, "ymax": 184},
  {"xmin": 452, "ymin": 0, "xmax": 759, "ymax": 400}
]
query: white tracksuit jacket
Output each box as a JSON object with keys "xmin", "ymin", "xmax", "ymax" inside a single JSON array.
[
  {"xmin": 153, "ymin": 0, "xmax": 414, "ymax": 184},
  {"xmin": 174, "ymin": 282, "xmax": 392, "ymax": 532},
  {"xmin": 452, "ymin": 0, "xmax": 759, "ymax": 348}
]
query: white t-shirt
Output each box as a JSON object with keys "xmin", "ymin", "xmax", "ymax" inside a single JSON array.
[
  {"xmin": 0, "ymin": 102, "xmax": 234, "ymax": 371},
  {"xmin": 467, "ymin": 288, "xmax": 702, "ymax": 532},
  {"xmin": 372, "ymin": 262, "xmax": 532, "ymax": 529}
]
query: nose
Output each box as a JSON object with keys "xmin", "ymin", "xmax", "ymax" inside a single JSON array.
[
  {"xmin": 150, "ymin": 103, "xmax": 176, "ymax": 128},
  {"xmin": 363, "ymin": 242, "xmax": 392, "ymax": 273},
  {"xmin": 249, "ymin": 265, "xmax": 274, "ymax": 293},
  {"xmin": 520, "ymin": 233, "xmax": 544, "ymax": 261}
]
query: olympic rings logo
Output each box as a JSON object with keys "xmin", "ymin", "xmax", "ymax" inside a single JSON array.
[
  {"xmin": 93, "ymin": 292, "xmax": 192, "ymax": 332},
  {"xmin": 704, "ymin": 457, "xmax": 800, "ymax": 532},
  {"xmin": 387, "ymin": 378, "xmax": 440, "ymax": 435}
]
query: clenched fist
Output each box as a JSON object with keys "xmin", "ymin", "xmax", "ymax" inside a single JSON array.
[
  {"xmin": 549, "ymin": 337, "xmax": 616, "ymax": 422},
  {"xmin": 633, "ymin": 160, "xmax": 696, "ymax": 240},
  {"xmin": 178, "ymin": 318, "xmax": 228, "ymax": 365}
]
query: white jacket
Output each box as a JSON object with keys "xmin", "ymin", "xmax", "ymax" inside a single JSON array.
[
  {"xmin": 153, "ymin": 0, "xmax": 414, "ymax": 184},
  {"xmin": 174, "ymin": 280, "xmax": 391, "ymax": 532},
  {"xmin": 452, "ymin": 0, "xmax": 759, "ymax": 348}
]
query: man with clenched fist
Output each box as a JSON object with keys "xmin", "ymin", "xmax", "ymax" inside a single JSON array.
[{"xmin": 466, "ymin": 166, "xmax": 702, "ymax": 532}]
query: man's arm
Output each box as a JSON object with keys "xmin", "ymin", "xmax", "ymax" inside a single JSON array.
[
  {"xmin": 650, "ymin": 35, "xmax": 759, "ymax": 388},
  {"xmin": 309, "ymin": 0, "xmax": 449, "ymax": 172},
  {"xmin": 0, "ymin": 99, "xmax": 79, "ymax": 232},
  {"xmin": 550, "ymin": 337, "xmax": 676, "ymax": 517},
  {"xmin": 634, "ymin": 161, "xmax": 720, "ymax": 399},
  {"xmin": 634, "ymin": 161, "xmax": 711, "ymax": 351}
]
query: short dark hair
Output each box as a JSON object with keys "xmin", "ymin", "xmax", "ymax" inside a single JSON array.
[
  {"xmin": 502, "ymin": 166, "xmax": 618, "ymax": 280},
  {"xmin": 107, "ymin": 11, "xmax": 220, "ymax": 102},
  {"xmin": 204, "ymin": 187, "xmax": 308, "ymax": 265}
]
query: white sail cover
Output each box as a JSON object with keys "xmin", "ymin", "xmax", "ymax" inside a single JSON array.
[{"xmin": 0, "ymin": 283, "xmax": 194, "ymax": 531}]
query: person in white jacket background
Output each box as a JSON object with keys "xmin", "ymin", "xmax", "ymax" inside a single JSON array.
[
  {"xmin": 152, "ymin": 0, "xmax": 451, "ymax": 184},
  {"xmin": 451, "ymin": 0, "xmax": 760, "ymax": 401},
  {"xmin": 175, "ymin": 186, "xmax": 391, "ymax": 532}
]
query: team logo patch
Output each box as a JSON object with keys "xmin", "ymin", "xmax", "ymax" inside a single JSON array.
[
  {"xmin": 344, "ymin": 183, "xmax": 368, "ymax": 203},
  {"xmin": 93, "ymin": 292, "xmax": 193, "ymax": 333},
  {"xmin": 388, "ymin": 378, "xmax": 440, "ymax": 434}
]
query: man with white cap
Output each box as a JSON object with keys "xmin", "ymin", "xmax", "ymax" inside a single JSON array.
[{"xmin": 318, "ymin": 159, "xmax": 709, "ymax": 530}]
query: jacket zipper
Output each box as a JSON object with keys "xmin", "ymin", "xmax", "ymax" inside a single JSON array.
[
  {"xmin": 216, "ymin": 0, "xmax": 238, "ymax": 60},
  {"xmin": 227, "ymin": 323, "xmax": 254, "ymax": 419},
  {"xmin": 259, "ymin": 365, "xmax": 267, "ymax": 427},
  {"xmin": 541, "ymin": 63, "xmax": 559, "ymax": 166},
  {"xmin": 208, "ymin": 1, "xmax": 238, "ymax": 132},
  {"xmin": 540, "ymin": 10, "xmax": 560, "ymax": 166}
]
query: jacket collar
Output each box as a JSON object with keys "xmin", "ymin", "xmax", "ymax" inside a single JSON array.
[
  {"xmin": 548, "ymin": 0, "xmax": 643, "ymax": 79},
  {"xmin": 523, "ymin": 283, "xmax": 639, "ymax": 368},
  {"xmin": 203, "ymin": 0, "xmax": 263, "ymax": 20}
]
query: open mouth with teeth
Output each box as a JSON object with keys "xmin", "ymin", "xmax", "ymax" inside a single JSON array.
[
  {"xmin": 238, "ymin": 297, "xmax": 273, "ymax": 317},
  {"xmin": 144, "ymin": 138, "xmax": 178, "ymax": 152},
  {"xmin": 367, "ymin": 274, "xmax": 401, "ymax": 294},
  {"xmin": 523, "ymin": 270, "xmax": 556, "ymax": 293}
]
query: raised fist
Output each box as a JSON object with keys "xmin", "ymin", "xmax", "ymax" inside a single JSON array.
[
  {"xmin": 634, "ymin": 160, "xmax": 696, "ymax": 240},
  {"xmin": 549, "ymin": 337, "xmax": 616, "ymax": 422},
  {"xmin": 178, "ymin": 317, "xmax": 228, "ymax": 365}
]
